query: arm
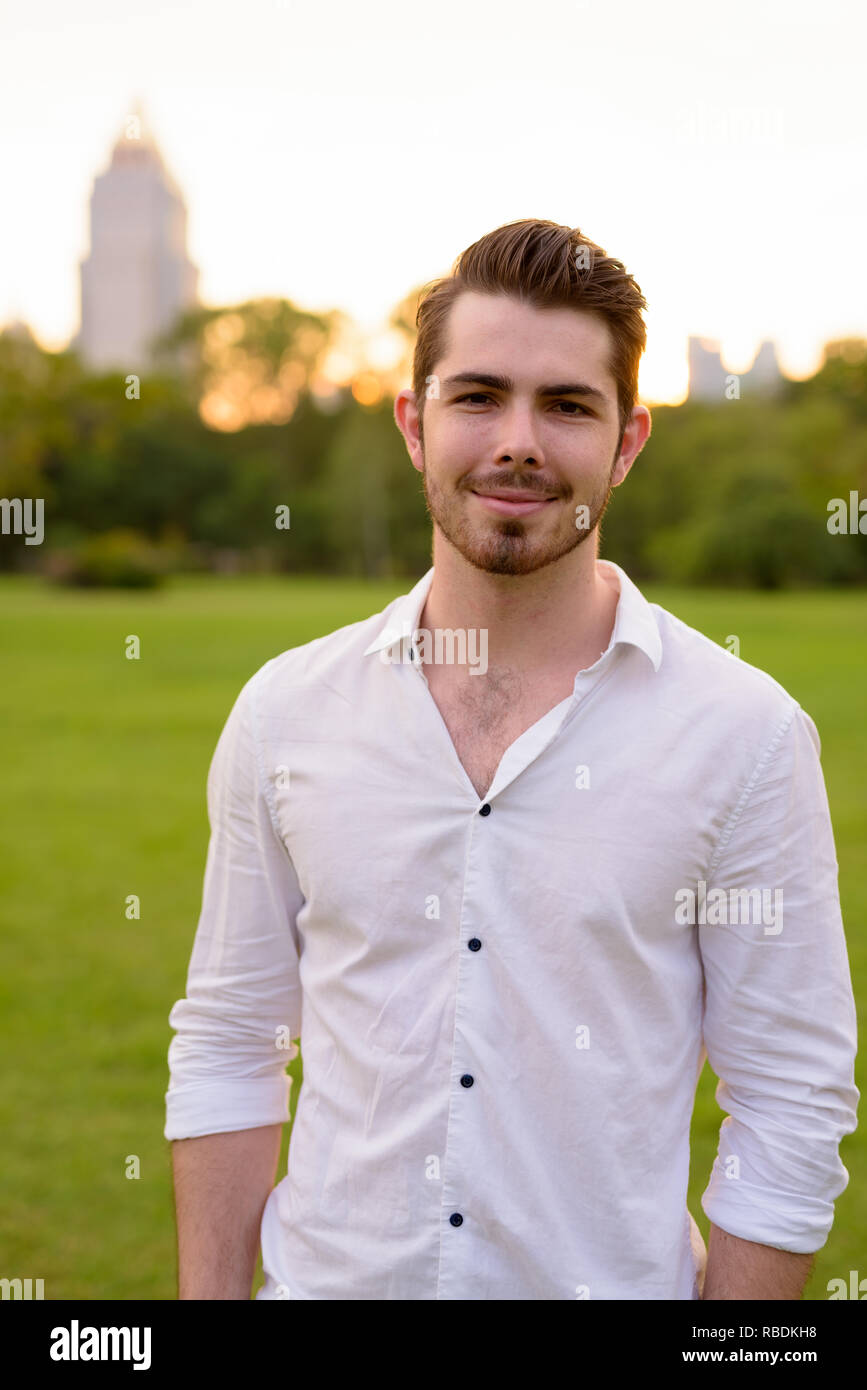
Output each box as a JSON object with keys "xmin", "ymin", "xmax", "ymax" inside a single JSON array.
[
  {"xmin": 164, "ymin": 666, "xmax": 305, "ymax": 1297},
  {"xmin": 173, "ymin": 1124, "xmax": 282, "ymax": 1300},
  {"xmin": 702, "ymin": 1223, "xmax": 814, "ymax": 1300},
  {"xmin": 698, "ymin": 705, "xmax": 859, "ymax": 1282}
]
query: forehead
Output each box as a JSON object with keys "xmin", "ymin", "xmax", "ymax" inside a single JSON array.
[{"xmin": 438, "ymin": 290, "xmax": 615, "ymax": 384}]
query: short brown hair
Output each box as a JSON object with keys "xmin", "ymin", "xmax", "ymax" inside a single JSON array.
[{"xmin": 412, "ymin": 218, "xmax": 647, "ymax": 452}]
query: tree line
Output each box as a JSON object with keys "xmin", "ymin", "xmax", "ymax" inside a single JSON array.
[{"xmin": 0, "ymin": 300, "xmax": 865, "ymax": 588}]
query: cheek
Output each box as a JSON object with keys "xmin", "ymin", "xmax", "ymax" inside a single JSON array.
[
  {"xmin": 430, "ymin": 422, "xmax": 487, "ymax": 475},
  {"xmin": 439, "ymin": 414, "xmax": 484, "ymax": 446}
]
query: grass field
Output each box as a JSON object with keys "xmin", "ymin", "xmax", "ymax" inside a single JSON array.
[{"xmin": 0, "ymin": 572, "xmax": 864, "ymax": 1300}]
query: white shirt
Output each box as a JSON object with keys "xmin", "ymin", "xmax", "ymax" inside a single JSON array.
[{"xmin": 164, "ymin": 559, "xmax": 859, "ymax": 1300}]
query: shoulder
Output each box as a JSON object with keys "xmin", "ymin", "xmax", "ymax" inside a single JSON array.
[
  {"xmin": 233, "ymin": 593, "xmax": 407, "ymax": 728},
  {"xmin": 650, "ymin": 600, "xmax": 810, "ymax": 753}
]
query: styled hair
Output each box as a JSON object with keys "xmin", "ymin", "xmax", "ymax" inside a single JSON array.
[{"xmin": 412, "ymin": 219, "xmax": 647, "ymax": 452}]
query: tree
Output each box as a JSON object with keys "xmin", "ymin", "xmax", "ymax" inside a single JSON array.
[{"xmin": 153, "ymin": 297, "xmax": 345, "ymax": 430}]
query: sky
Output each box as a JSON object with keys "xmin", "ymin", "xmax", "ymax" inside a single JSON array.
[{"xmin": 1, "ymin": 0, "xmax": 865, "ymax": 403}]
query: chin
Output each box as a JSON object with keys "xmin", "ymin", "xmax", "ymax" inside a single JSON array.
[{"xmin": 460, "ymin": 538, "xmax": 579, "ymax": 578}]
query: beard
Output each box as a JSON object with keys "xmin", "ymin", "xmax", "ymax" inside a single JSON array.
[{"xmin": 419, "ymin": 449, "xmax": 618, "ymax": 577}]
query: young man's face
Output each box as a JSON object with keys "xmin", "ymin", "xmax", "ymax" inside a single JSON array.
[{"xmin": 394, "ymin": 290, "xmax": 651, "ymax": 576}]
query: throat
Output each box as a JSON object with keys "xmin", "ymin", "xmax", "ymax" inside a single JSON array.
[{"xmin": 424, "ymin": 662, "xmax": 574, "ymax": 801}]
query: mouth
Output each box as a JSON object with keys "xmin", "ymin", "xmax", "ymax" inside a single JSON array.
[{"xmin": 470, "ymin": 490, "xmax": 559, "ymax": 517}]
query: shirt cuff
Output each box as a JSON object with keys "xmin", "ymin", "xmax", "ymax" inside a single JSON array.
[
  {"xmin": 701, "ymin": 1162, "xmax": 843, "ymax": 1254},
  {"xmin": 164, "ymin": 1074, "xmax": 293, "ymax": 1141}
]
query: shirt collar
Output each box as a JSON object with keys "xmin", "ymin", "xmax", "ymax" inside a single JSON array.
[{"xmin": 362, "ymin": 560, "xmax": 662, "ymax": 674}]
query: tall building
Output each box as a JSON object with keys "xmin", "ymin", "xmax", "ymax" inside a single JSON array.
[
  {"xmin": 687, "ymin": 336, "xmax": 728, "ymax": 401},
  {"xmin": 687, "ymin": 335, "xmax": 783, "ymax": 401},
  {"xmin": 747, "ymin": 339, "xmax": 784, "ymax": 393},
  {"xmin": 75, "ymin": 108, "xmax": 198, "ymax": 370}
]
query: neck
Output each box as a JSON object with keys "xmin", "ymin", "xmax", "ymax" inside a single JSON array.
[{"xmin": 418, "ymin": 533, "xmax": 620, "ymax": 678}]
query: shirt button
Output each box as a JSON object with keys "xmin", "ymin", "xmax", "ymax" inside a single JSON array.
[
  {"xmin": 468, "ymin": 937, "xmax": 482, "ymax": 951},
  {"xmin": 479, "ymin": 803, "xmax": 491, "ymax": 816},
  {"xmin": 449, "ymin": 1213, "xmax": 463, "ymax": 1227},
  {"xmin": 460, "ymin": 1074, "xmax": 474, "ymax": 1087}
]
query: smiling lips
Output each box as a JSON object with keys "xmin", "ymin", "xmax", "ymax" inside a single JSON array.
[{"xmin": 470, "ymin": 488, "xmax": 559, "ymax": 516}]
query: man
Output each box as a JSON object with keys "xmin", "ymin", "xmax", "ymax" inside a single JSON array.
[{"xmin": 165, "ymin": 219, "xmax": 858, "ymax": 1300}]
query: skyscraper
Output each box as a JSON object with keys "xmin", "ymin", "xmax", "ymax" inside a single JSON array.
[
  {"xmin": 687, "ymin": 335, "xmax": 783, "ymax": 401},
  {"xmin": 75, "ymin": 108, "xmax": 198, "ymax": 370}
]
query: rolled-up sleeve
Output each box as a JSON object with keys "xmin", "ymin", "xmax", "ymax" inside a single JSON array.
[
  {"xmin": 699, "ymin": 703, "xmax": 859, "ymax": 1253},
  {"xmin": 164, "ymin": 664, "xmax": 304, "ymax": 1140}
]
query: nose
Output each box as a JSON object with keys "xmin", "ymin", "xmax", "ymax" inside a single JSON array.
[{"xmin": 494, "ymin": 400, "xmax": 545, "ymax": 468}]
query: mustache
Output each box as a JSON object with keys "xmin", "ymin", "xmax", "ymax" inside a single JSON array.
[{"xmin": 463, "ymin": 476, "xmax": 565, "ymax": 497}]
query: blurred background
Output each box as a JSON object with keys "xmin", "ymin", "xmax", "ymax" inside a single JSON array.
[{"xmin": 0, "ymin": 0, "xmax": 864, "ymax": 1300}]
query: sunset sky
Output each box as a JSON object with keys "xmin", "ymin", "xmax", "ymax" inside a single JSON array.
[{"xmin": 1, "ymin": 0, "xmax": 864, "ymax": 403}]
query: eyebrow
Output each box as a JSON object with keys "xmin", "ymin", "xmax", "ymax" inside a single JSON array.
[{"xmin": 442, "ymin": 371, "xmax": 609, "ymax": 405}]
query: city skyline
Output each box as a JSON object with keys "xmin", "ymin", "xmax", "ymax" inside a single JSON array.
[
  {"xmin": 57, "ymin": 108, "xmax": 793, "ymax": 408},
  {"xmin": 2, "ymin": 0, "xmax": 865, "ymax": 404}
]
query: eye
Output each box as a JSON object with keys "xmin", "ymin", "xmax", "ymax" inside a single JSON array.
[{"xmin": 453, "ymin": 393, "xmax": 590, "ymax": 414}]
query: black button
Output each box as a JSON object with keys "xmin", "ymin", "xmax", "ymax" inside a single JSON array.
[
  {"xmin": 479, "ymin": 803, "xmax": 491, "ymax": 816},
  {"xmin": 449, "ymin": 1213, "xmax": 463, "ymax": 1227},
  {"xmin": 460, "ymin": 1074, "xmax": 474, "ymax": 1087},
  {"xmin": 409, "ymin": 647, "xmax": 414, "ymax": 660},
  {"xmin": 468, "ymin": 937, "xmax": 482, "ymax": 951}
]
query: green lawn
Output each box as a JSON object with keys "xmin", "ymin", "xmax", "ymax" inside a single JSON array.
[{"xmin": 0, "ymin": 573, "xmax": 864, "ymax": 1300}]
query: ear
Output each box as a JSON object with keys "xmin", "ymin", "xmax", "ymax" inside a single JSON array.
[
  {"xmin": 611, "ymin": 405, "xmax": 651, "ymax": 487},
  {"xmin": 394, "ymin": 388, "xmax": 425, "ymax": 474}
]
